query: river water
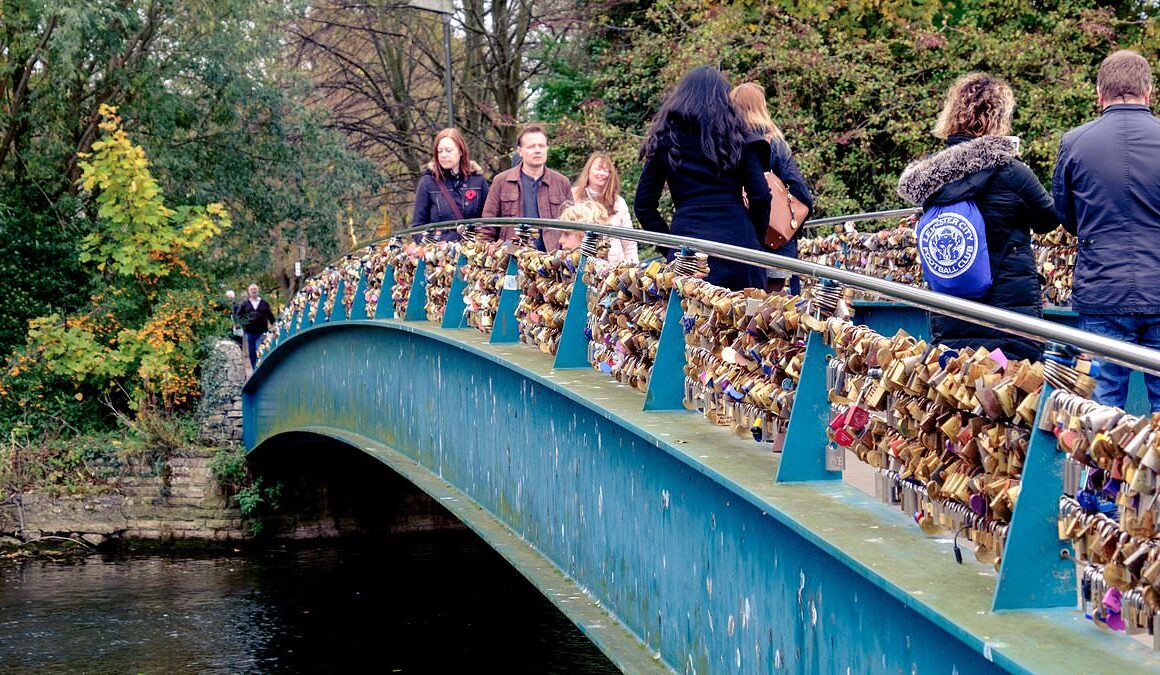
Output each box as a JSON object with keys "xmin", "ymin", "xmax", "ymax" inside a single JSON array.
[{"xmin": 0, "ymin": 530, "xmax": 619, "ymax": 673}]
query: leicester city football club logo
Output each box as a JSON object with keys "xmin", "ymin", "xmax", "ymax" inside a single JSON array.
[{"xmin": 919, "ymin": 212, "xmax": 978, "ymax": 279}]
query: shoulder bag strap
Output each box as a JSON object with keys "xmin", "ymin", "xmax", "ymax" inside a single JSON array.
[{"xmin": 433, "ymin": 174, "xmax": 465, "ymax": 221}]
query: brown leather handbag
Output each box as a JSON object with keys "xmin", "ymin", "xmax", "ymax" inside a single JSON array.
[{"xmin": 764, "ymin": 171, "xmax": 810, "ymax": 250}]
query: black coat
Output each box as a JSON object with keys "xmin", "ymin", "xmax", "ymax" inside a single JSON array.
[
  {"xmin": 897, "ymin": 135, "xmax": 1058, "ymax": 361},
  {"xmin": 236, "ymin": 297, "xmax": 275, "ymax": 335},
  {"xmin": 411, "ymin": 162, "xmax": 490, "ymax": 241},
  {"xmin": 634, "ymin": 125, "xmax": 772, "ymax": 291}
]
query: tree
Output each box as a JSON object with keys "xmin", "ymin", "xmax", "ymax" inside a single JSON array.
[
  {"xmin": 291, "ymin": 0, "xmax": 583, "ymax": 227},
  {"xmin": 78, "ymin": 106, "xmax": 229, "ymax": 281},
  {"xmin": 0, "ymin": 0, "xmax": 385, "ymax": 351},
  {"xmin": 2, "ymin": 105, "xmax": 232, "ymax": 437},
  {"xmin": 561, "ymin": 0, "xmax": 1159, "ymax": 218}
]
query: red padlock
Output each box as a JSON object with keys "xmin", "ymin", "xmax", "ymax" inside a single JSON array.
[
  {"xmin": 829, "ymin": 408, "xmax": 868, "ymax": 431},
  {"xmin": 829, "ymin": 386, "xmax": 868, "ymax": 447},
  {"xmin": 833, "ymin": 425, "xmax": 857, "ymax": 447},
  {"xmin": 829, "ymin": 399, "xmax": 869, "ymax": 431}
]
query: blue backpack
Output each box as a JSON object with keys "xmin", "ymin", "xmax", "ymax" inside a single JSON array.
[{"xmin": 916, "ymin": 201, "xmax": 992, "ymax": 299}]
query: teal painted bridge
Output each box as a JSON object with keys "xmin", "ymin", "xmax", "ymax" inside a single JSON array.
[
  {"xmin": 244, "ymin": 314, "xmax": 1160, "ymax": 674},
  {"xmin": 245, "ymin": 219, "xmax": 1160, "ymax": 673}
]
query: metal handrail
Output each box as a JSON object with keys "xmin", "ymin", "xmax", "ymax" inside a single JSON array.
[
  {"xmin": 318, "ymin": 207, "xmax": 921, "ymax": 269},
  {"xmin": 312, "ymin": 216, "xmax": 1160, "ymax": 378},
  {"xmin": 800, "ymin": 207, "xmax": 921, "ymax": 228}
]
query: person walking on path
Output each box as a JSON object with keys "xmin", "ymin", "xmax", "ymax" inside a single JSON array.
[
  {"xmin": 236, "ymin": 284, "xmax": 276, "ymax": 368},
  {"xmin": 481, "ymin": 123, "xmax": 573, "ymax": 250},
  {"xmin": 1053, "ymin": 49, "xmax": 1160, "ymax": 411},
  {"xmin": 225, "ymin": 289, "xmax": 243, "ymax": 345}
]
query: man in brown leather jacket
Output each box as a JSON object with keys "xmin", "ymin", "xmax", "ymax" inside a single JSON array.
[{"xmin": 482, "ymin": 123, "xmax": 572, "ymax": 251}]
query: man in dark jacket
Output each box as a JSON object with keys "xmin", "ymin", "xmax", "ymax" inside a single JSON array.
[
  {"xmin": 1053, "ymin": 50, "xmax": 1160, "ymax": 411},
  {"xmin": 236, "ymin": 284, "xmax": 276, "ymax": 368},
  {"xmin": 481, "ymin": 123, "xmax": 572, "ymax": 251}
]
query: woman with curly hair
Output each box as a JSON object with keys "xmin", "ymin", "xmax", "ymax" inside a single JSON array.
[
  {"xmin": 897, "ymin": 73, "xmax": 1058, "ymax": 361},
  {"xmin": 635, "ymin": 66, "xmax": 771, "ymax": 290}
]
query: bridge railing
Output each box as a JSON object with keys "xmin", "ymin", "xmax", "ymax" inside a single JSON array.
[
  {"xmin": 799, "ymin": 206, "xmax": 921, "ymax": 229},
  {"xmin": 260, "ymin": 215, "xmax": 1160, "ymax": 637},
  {"xmin": 795, "ymin": 211, "xmax": 1078, "ymax": 308},
  {"xmin": 374, "ymin": 217, "xmax": 1157, "ymax": 374}
]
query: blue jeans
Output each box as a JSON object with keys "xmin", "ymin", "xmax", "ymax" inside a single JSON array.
[
  {"xmin": 244, "ymin": 331, "xmax": 264, "ymax": 368},
  {"xmin": 1079, "ymin": 313, "xmax": 1160, "ymax": 412}
]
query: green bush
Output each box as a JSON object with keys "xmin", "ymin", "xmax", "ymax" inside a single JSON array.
[{"xmin": 208, "ymin": 445, "xmax": 282, "ymax": 534}]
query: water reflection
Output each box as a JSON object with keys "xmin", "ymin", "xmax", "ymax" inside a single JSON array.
[{"xmin": 0, "ymin": 531, "xmax": 619, "ymax": 673}]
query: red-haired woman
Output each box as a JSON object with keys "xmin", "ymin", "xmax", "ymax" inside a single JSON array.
[{"xmin": 411, "ymin": 128, "xmax": 489, "ymax": 240}]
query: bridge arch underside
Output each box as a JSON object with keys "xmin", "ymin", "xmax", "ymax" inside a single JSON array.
[
  {"xmin": 245, "ymin": 432, "xmax": 470, "ymax": 538},
  {"xmin": 244, "ymin": 322, "xmax": 1136, "ymax": 674}
]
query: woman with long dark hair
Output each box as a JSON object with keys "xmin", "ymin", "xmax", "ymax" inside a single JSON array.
[
  {"xmin": 634, "ymin": 66, "xmax": 771, "ymax": 290},
  {"xmin": 411, "ymin": 128, "xmax": 489, "ymax": 241}
]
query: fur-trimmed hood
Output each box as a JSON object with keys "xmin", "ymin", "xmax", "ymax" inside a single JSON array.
[
  {"xmin": 423, "ymin": 160, "xmax": 484, "ymax": 177},
  {"xmin": 896, "ymin": 135, "xmax": 1020, "ymax": 206}
]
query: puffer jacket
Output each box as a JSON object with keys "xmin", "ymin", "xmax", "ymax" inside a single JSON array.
[
  {"xmin": 897, "ymin": 134, "xmax": 1058, "ymax": 361},
  {"xmin": 411, "ymin": 161, "xmax": 489, "ymax": 240}
]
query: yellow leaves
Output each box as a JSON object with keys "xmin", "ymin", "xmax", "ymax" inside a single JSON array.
[
  {"xmin": 77, "ymin": 104, "xmax": 226, "ymax": 280},
  {"xmin": 96, "ymin": 103, "xmax": 122, "ymax": 132}
]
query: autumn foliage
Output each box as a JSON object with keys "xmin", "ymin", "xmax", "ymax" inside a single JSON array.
[{"xmin": 1, "ymin": 106, "xmax": 230, "ymax": 438}]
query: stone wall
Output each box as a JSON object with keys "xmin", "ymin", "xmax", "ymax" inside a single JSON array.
[
  {"xmin": 0, "ymin": 339, "xmax": 465, "ymax": 548},
  {"xmin": 0, "ymin": 448, "xmax": 249, "ymax": 547},
  {"xmin": 0, "ymin": 442, "xmax": 467, "ymax": 548},
  {"xmin": 197, "ymin": 338, "xmax": 246, "ymax": 444},
  {"xmin": 118, "ymin": 450, "xmax": 246, "ymax": 541},
  {"xmin": 0, "ymin": 339, "xmax": 252, "ymax": 548}
]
